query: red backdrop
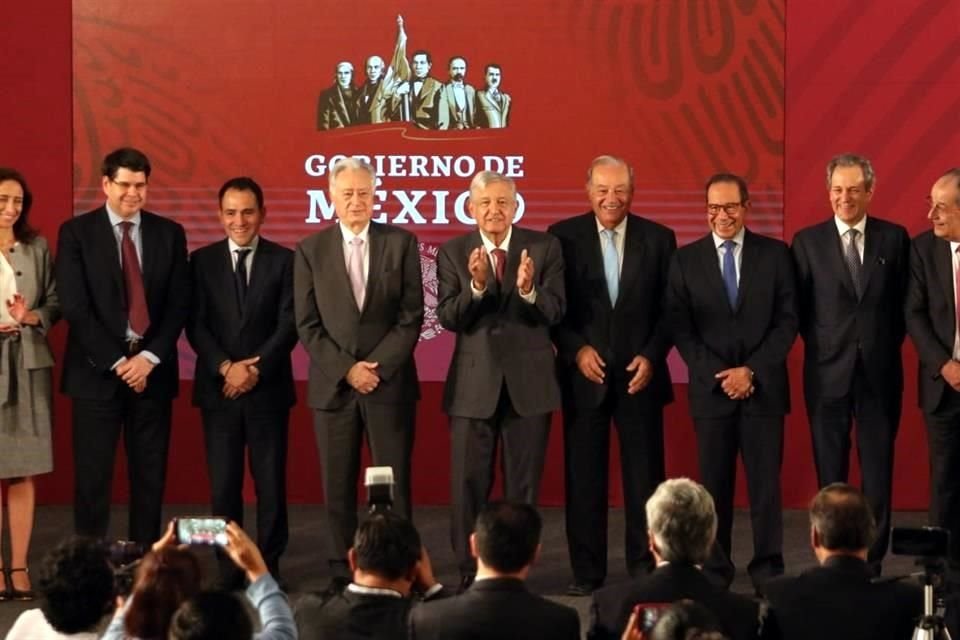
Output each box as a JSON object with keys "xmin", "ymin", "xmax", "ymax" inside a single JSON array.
[{"xmin": 3, "ymin": 0, "xmax": 956, "ymax": 509}]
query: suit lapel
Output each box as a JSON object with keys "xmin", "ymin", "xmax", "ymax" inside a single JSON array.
[
  {"xmin": 138, "ymin": 212, "xmax": 158, "ymax": 303},
  {"xmin": 94, "ymin": 209, "xmax": 126, "ymax": 306},
  {"xmin": 239, "ymin": 238, "xmax": 269, "ymax": 326},
  {"xmin": 859, "ymin": 217, "xmax": 883, "ymax": 295},
  {"xmin": 329, "ymin": 225, "xmax": 360, "ymax": 316},
  {"xmin": 935, "ymin": 237, "xmax": 955, "ymax": 329},
  {"xmin": 735, "ymin": 230, "xmax": 757, "ymax": 312},
  {"xmin": 696, "ymin": 235, "xmax": 731, "ymax": 313},
  {"xmin": 364, "ymin": 224, "xmax": 386, "ymax": 315},
  {"xmin": 823, "ymin": 221, "xmax": 858, "ymax": 299},
  {"xmin": 617, "ymin": 215, "xmax": 646, "ymax": 311}
]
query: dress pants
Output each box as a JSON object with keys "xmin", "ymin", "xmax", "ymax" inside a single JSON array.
[
  {"xmin": 313, "ymin": 397, "xmax": 415, "ymax": 576},
  {"xmin": 695, "ymin": 411, "xmax": 784, "ymax": 590},
  {"xmin": 202, "ymin": 403, "xmax": 289, "ymax": 584},
  {"xmin": 563, "ymin": 391, "xmax": 662, "ymax": 584},
  {"xmin": 450, "ymin": 384, "xmax": 551, "ymax": 576},
  {"xmin": 924, "ymin": 390, "xmax": 960, "ymax": 577},
  {"xmin": 72, "ymin": 389, "xmax": 172, "ymax": 544},
  {"xmin": 809, "ymin": 362, "xmax": 900, "ymax": 570}
]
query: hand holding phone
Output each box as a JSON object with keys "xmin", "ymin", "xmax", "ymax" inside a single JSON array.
[{"xmin": 174, "ymin": 516, "xmax": 229, "ymax": 546}]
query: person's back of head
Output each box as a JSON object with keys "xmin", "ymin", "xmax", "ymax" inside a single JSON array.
[
  {"xmin": 125, "ymin": 546, "xmax": 202, "ymax": 639},
  {"xmin": 37, "ymin": 536, "xmax": 115, "ymax": 634},
  {"xmin": 352, "ymin": 511, "xmax": 422, "ymax": 581},
  {"xmin": 809, "ymin": 482, "xmax": 875, "ymax": 557},
  {"xmin": 650, "ymin": 600, "xmax": 728, "ymax": 640},
  {"xmin": 473, "ymin": 501, "xmax": 542, "ymax": 575},
  {"xmin": 646, "ymin": 478, "xmax": 717, "ymax": 565},
  {"xmin": 168, "ymin": 590, "xmax": 253, "ymax": 640}
]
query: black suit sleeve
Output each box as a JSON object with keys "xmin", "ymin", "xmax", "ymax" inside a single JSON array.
[
  {"xmin": 639, "ymin": 230, "xmax": 677, "ymax": 364},
  {"xmin": 744, "ymin": 243, "xmax": 799, "ymax": 376},
  {"xmin": 142, "ymin": 223, "xmax": 190, "ymax": 362},
  {"xmin": 365, "ymin": 231, "xmax": 424, "ymax": 382},
  {"xmin": 906, "ymin": 238, "xmax": 952, "ymax": 373},
  {"xmin": 186, "ymin": 251, "xmax": 230, "ymax": 378},
  {"xmin": 55, "ymin": 220, "xmax": 123, "ymax": 371},
  {"xmin": 791, "ymin": 233, "xmax": 814, "ymax": 340}
]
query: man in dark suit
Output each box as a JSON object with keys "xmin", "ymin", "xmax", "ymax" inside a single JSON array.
[
  {"xmin": 186, "ymin": 177, "xmax": 297, "ymax": 587},
  {"xmin": 588, "ymin": 478, "xmax": 766, "ymax": 640},
  {"xmin": 667, "ymin": 173, "xmax": 798, "ymax": 591},
  {"xmin": 549, "ymin": 155, "xmax": 676, "ymax": 595},
  {"xmin": 409, "ymin": 501, "xmax": 580, "ymax": 640},
  {"xmin": 295, "ymin": 512, "xmax": 449, "ymax": 639},
  {"xmin": 792, "ymin": 154, "xmax": 910, "ymax": 573},
  {"xmin": 317, "ymin": 61, "xmax": 357, "ymax": 130},
  {"xmin": 392, "ymin": 50, "xmax": 443, "ymax": 129},
  {"xmin": 437, "ymin": 171, "xmax": 565, "ymax": 587},
  {"xmin": 906, "ymin": 167, "xmax": 960, "ymax": 578},
  {"xmin": 294, "ymin": 157, "xmax": 423, "ymax": 578},
  {"xmin": 56, "ymin": 147, "xmax": 189, "ymax": 544},
  {"xmin": 765, "ymin": 483, "xmax": 922, "ymax": 640},
  {"xmin": 356, "ymin": 55, "xmax": 387, "ymax": 125}
]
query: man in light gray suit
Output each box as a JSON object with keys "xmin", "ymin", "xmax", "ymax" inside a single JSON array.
[
  {"xmin": 476, "ymin": 64, "xmax": 510, "ymax": 129},
  {"xmin": 437, "ymin": 170, "xmax": 566, "ymax": 588},
  {"xmin": 294, "ymin": 157, "xmax": 424, "ymax": 578},
  {"xmin": 437, "ymin": 55, "xmax": 476, "ymax": 130}
]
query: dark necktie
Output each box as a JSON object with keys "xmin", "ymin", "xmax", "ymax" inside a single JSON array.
[
  {"xmin": 844, "ymin": 228, "xmax": 863, "ymax": 298},
  {"xmin": 235, "ymin": 248, "xmax": 251, "ymax": 310},
  {"xmin": 119, "ymin": 221, "xmax": 149, "ymax": 335},
  {"xmin": 721, "ymin": 240, "xmax": 738, "ymax": 309},
  {"xmin": 492, "ymin": 248, "xmax": 506, "ymax": 283}
]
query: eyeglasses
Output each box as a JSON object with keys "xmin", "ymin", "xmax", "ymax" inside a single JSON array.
[
  {"xmin": 111, "ymin": 179, "xmax": 147, "ymax": 191},
  {"xmin": 707, "ymin": 202, "xmax": 743, "ymax": 215}
]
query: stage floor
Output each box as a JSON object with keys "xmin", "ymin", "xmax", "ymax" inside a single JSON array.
[{"xmin": 0, "ymin": 505, "xmax": 929, "ymax": 637}]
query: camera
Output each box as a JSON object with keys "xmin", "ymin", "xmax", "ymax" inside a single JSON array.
[
  {"xmin": 365, "ymin": 466, "xmax": 395, "ymax": 513},
  {"xmin": 105, "ymin": 540, "xmax": 147, "ymax": 597},
  {"xmin": 891, "ymin": 527, "xmax": 952, "ymax": 640}
]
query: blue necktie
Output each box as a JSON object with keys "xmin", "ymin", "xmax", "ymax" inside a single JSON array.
[
  {"xmin": 722, "ymin": 239, "xmax": 738, "ymax": 308},
  {"xmin": 601, "ymin": 229, "xmax": 619, "ymax": 306}
]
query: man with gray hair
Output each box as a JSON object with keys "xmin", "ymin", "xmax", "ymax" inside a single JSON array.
[
  {"xmin": 588, "ymin": 478, "xmax": 764, "ymax": 640},
  {"xmin": 437, "ymin": 170, "xmax": 565, "ymax": 591},
  {"xmin": 317, "ymin": 61, "xmax": 357, "ymax": 130},
  {"xmin": 294, "ymin": 157, "xmax": 423, "ymax": 579},
  {"xmin": 791, "ymin": 153, "xmax": 910, "ymax": 573}
]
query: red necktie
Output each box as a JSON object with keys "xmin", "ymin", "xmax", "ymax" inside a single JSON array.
[
  {"xmin": 492, "ymin": 248, "xmax": 506, "ymax": 283},
  {"xmin": 120, "ymin": 221, "xmax": 150, "ymax": 336}
]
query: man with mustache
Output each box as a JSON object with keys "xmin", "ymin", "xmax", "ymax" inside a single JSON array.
[{"xmin": 438, "ymin": 56, "xmax": 476, "ymax": 130}]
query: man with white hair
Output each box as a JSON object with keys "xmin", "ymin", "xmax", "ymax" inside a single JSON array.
[
  {"xmin": 294, "ymin": 157, "xmax": 423, "ymax": 579},
  {"xmin": 588, "ymin": 478, "xmax": 765, "ymax": 640},
  {"xmin": 317, "ymin": 61, "xmax": 357, "ymax": 130},
  {"xmin": 357, "ymin": 55, "xmax": 387, "ymax": 124}
]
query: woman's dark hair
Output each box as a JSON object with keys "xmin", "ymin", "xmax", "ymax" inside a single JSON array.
[
  {"xmin": 124, "ymin": 547, "xmax": 202, "ymax": 639},
  {"xmin": 0, "ymin": 167, "xmax": 38, "ymax": 243},
  {"xmin": 168, "ymin": 590, "xmax": 254, "ymax": 640},
  {"xmin": 37, "ymin": 536, "xmax": 115, "ymax": 634}
]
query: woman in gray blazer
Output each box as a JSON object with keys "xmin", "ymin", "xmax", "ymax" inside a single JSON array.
[{"xmin": 0, "ymin": 168, "xmax": 60, "ymax": 601}]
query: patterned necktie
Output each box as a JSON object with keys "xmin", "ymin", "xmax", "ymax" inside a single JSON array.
[
  {"xmin": 348, "ymin": 237, "xmax": 366, "ymax": 309},
  {"xmin": 844, "ymin": 228, "xmax": 863, "ymax": 298},
  {"xmin": 601, "ymin": 228, "xmax": 619, "ymax": 306},
  {"xmin": 492, "ymin": 248, "xmax": 506, "ymax": 283},
  {"xmin": 119, "ymin": 221, "xmax": 149, "ymax": 335},
  {"xmin": 234, "ymin": 248, "xmax": 251, "ymax": 311},
  {"xmin": 722, "ymin": 239, "xmax": 738, "ymax": 309}
]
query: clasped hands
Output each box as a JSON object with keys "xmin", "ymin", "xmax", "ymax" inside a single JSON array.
[
  {"xmin": 575, "ymin": 345, "xmax": 653, "ymax": 394},
  {"xmin": 0, "ymin": 293, "xmax": 38, "ymax": 333},
  {"xmin": 715, "ymin": 366, "xmax": 754, "ymax": 400},
  {"xmin": 468, "ymin": 247, "xmax": 535, "ymax": 295},
  {"xmin": 347, "ymin": 361, "xmax": 380, "ymax": 395},
  {"xmin": 220, "ymin": 356, "xmax": 261, "ymax": 399}
]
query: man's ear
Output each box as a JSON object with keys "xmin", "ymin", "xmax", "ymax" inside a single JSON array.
[
  {"xmin": 531, "ymin": 543, "xmax": 542, "ymax": 566},
  {"xmin": 469, "ymin": 533, "xmax": 479, "ymax": 560},
  {"xmin": 347, "ymin": 547, "xmax": 359, "ymax": 572},
  {"xmin": 810, "ymin": 525, "xmax": 820, "ymax": 550}
]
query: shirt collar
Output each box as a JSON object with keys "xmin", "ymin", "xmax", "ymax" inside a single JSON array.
[
  {"xmin": 951, "ymin": 240, "xmax": 960, "ymax": 256},
  {"xmin": 341, "ymin": 222, "xmax": 371, "ymax": 245},
  {"xmin": 347, "ymin": 583, "xmax": 404, "ymax": 598},
  {"xmin": 106, "ymin": 204, "xmax": 141, "ymax": 228},
  {"xmin": 595, "ymin": 215, "xmax": 628, "ymax": 237},
  {"xmin": 479, "ymin": 225, "xmax": 513, "ymax": 253},
  {"xmin": 228, "ymin": 236, "xmax": 259, "ymax": 254},
  {"xmin": 834, "ymin": 214, "xmax": 867, "ymax": 237},
  {"xmin": 712, "ymin": 226, "xmax": 746, "ymax": 249}
]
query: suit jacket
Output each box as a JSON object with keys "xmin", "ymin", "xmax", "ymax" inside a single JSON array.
[
  {"xmin": 186, "ymin": 237, "xmax": 297, "ymax": 410},
  {"xmin": 906, "ymin": 229, "xmax": 960, "ymax": 413},
  {"xmin": 476, "ymin": 89, "xmax": 511, "ymax": 128},
  {"xmin": 437, "ymin": 83, "xmax": 476, "ymax": 130},
  {"xmin": 56, "ymin": 206, "xmax": 189, "ymax": 400},
  {"xmin": 764, "ymin": 555, "xmax": 922, "ymax": 640},
  {"xmin": 294, "ymin": 222, "xmax": 423, "ymax": 410},
  {"xmin": 357, "ymin": 80, "xmax": 389, "ymax": 125},
  {"xmin": 667, "ymin": 229, "xmax": 798, "ymax": 418},
  {"xmin": 792, "ymin": 217, "xmax": 909, "ymax": 408},
  {"xmin": 3, "ymin": 236, "xmax": 60, "ymax": 369},
  {"xmin": 398, "ymin": 77, "xmax": 443, "ymax": 129},
  {"xmin": 409, "ymin": 577, "xmax": 580, "ymax": 640},
  {"xmin": 550, "ymin": 212, "xmax": 675, "ymax": 411},
  {"xmin": 588, "ymin": 563, "xmax": 764, "ymax": 640},
  {"xmin": 317, "ymin": 84, "xmax": 357, "ymax": 130},
  {"xmin": 437, "ymin": 227, "xmax": 565, "ymax": 419}
]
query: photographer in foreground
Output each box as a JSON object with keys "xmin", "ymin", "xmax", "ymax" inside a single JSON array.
[
  {"xmin": 6, "ymin": 536, "xmax": 114, "ymax": 639},
  {"xmin": 764, "ymin": 483, "xmax": 922, "ymax": 639},
  {"xmin": 102, "ymin": 520, "xmax": 295, "ymax": 640}
]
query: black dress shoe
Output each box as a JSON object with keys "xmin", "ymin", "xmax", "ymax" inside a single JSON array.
[
  {"xmin": 566, "ymin": 580, "xmax": 602, "ymax": 597},
  {"xmin": 458, "ymin": 574, "xmax": 475, "ymax": 594}
]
